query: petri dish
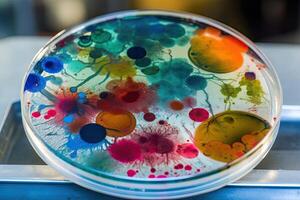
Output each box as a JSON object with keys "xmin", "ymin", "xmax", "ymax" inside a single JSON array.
[{"xmin": 21, "ymin": 10, "xmax": 282, "ymax": 199}]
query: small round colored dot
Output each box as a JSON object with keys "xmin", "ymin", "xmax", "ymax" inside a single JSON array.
[
  {"xmin": 143, "ymin": 113, "xmax": 156, "ymax": 122},
  {"xmin": 31, "ymin": 111, "xmax": 41, "ymax": 118},
  {"xmin": 41, "ymin": 57, "xmax": 63, "ymax": 73},
  {"xmin": 158, "ymin": 120, "xmax": 166, "ymax": 125},
  {"xmin": 127, "ymin": 46, "xmax": 146, "ymax": 59},
  {"xmin": 245, "ymin": 72, "xmax": 256, "ymax": 80},
  {"xmin": 78, "ymin": 92, "xmax": 86, "ymax": 99},
  {"xmin": 63, "ymin": 115, "xmax": 74, "ymax": 123},
  {"xmin": 79, "ymin": 123, "xmax": 107, "ymax": 143},
  {"xmin": 70, "ymin": 87, "xmax": 77, "ymax": 93},
  {"xmin": 189, "ymin": 108, "xmax": 209, "ymax": 122},
  {"xmin": 150, "ymin": 168, "xmax": 156, "ymax": 173},
  {"xmin": 24, "ymin": 73, "xmax": 46, "ymax": 93},
  {"xmin": 169, "ymin": 100, "xmax": 184, "ymax": 111},
  {"xmin": 148, "ymin": 174, "xmax": 155, "ymax": 178},
  {"xmin": 47, "ymin": 109, "xmax": 56, "ymax": 117},
  {"xmin": 78, "ymin": 35, "xmax": 92, "ymax": 47},
  {"xmin": 184, "ymin": 165, "xmax": 192, "ymax": 171},
  {"xmin": 174, "ymin": 163, "xmax": 184, "ymax": 170},
  {"xmin": 127, "ymin": 169, "xmax": 136, "ymax": 177},
  {"xmin": 135, "ymin": 57, "xmax": 151, "ymax": 67}
]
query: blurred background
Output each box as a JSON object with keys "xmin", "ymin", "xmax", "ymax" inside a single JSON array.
[{"xmin": 1, "ymin": 0, "xmax": 300, "ymax": 43}]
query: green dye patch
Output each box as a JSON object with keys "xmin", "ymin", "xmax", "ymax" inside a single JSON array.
[{"xmin": 239, "ymin": 77, "xmax": 264, "ymax": 105}]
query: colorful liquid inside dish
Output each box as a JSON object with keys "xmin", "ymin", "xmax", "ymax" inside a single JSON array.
[{"xmin": 23, "ymin": 14, "xmax": 275, "ymax": 180}]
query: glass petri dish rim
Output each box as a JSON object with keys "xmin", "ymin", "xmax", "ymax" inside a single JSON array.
[
  {"xmin": 21, "ymin": 120, "xmax": 280, "ymax": 199},
  {"xmin": 20, "ymin": 9, "xmax": 282, "ymax": 187}
]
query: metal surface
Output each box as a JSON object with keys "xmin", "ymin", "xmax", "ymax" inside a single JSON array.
[{"xmin": 0, "ymin": 102, "xmax": 300, "ymax": 199}]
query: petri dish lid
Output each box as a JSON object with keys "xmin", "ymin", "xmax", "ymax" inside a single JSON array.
[{"xmin": 21, "ymin": 10, "xmax": 282, "ymax": 199}]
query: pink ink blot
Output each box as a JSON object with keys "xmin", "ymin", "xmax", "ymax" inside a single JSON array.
[
  {"xmin": 32, "ymin": 111, "xmax": 41, "ymax": 118},
  {"xmin": 189, "ymin": 108, "xmax": 209, "ymax": 122},
  {"xmin": 184, "ymin": 165, "xmax": 192, "ymax": 171},
  {"xmin": 176, "ymin": 143, "xmax": 199, "ymax": 159},
  {"xmin": 174, "ymin": 163, "xmax": 184, "ymax": 170},
  {"xmin": 44, "ymin": 115, "xmax": 51, "ymax": 120},
  {"xmin": 127, "ymin": 169, "xmax": 136, "ymax": 177},
  {"xmin": 47, "ymin": 109, "xmax": 57, "ymax": 117},
  {"xmin": 148, "ymin": 174, "xmax": 155, "ymax": 178}
]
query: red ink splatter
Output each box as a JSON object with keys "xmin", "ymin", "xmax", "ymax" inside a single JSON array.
[
  {"xmin": 176, "ymin": 143, "xmax": 199, "ymax": 159},
  {"xmin": 32, "ymin": 111, "xmax": 41, "ymax": 118},
  {"xmin": 127, "ymin": 169, "xmax": 136, "ymax": 177},
  {"xmin": 135, "ymin": 131, "xmax": 175, "ymax": 154},
  {"xmin": 57, "ymin": 97, "xmax": 78, "ymax": 113},
  {"xmin": 157, "ymin": 137, "xmax": 175, "ymax": 154},
  {"xmin": 108, "ymin": 139, "xmax": 142, "ymax": 163},
  {"xmin": 122, "ymin": 91, "xmax": 140, "ymax": 103},
  {"xmin": 184, "ymin": 165, "xmax": 192, "ymax": 171},
  {"xmin": 130, "ymin": 125, "xmax": 180, "ymax": 167},
  {"xmin": 144, "ymin": 112, "xmax": 156, "ymax": 122},
  {"xmin": 52, "ymin": 88, "xmax": 100, "ymax": 129},
  {"xmin": 189, "ymin": 108, "xmax": 209, "ymax": 122},
  {"xmin": 102, "ymin": 78, "xmax": 156, "ymax": 113}
]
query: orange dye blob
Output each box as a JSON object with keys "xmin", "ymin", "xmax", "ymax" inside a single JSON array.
[
  {"xmin": 189, "ymin": 27, "xmax": 248, "ymax": 73},
  {"xmin": 169, "ymin": 100, "xmax": 184, "ymax": 111},
  {"xmin": 96, "ymin": 110, "xmax": 136, "ymax": 137}
]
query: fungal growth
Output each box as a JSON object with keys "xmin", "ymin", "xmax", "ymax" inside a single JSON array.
[{"xmin": 23, "ymin": 14, "xmax": 273, "ymax": 179}]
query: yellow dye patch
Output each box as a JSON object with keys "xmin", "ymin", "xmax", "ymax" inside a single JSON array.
[
  {"xmin": 194, "ymin": 110, "xmax": 270, "ymax": 162},
  {"xmin": 93, "ymin": 56, "xmax": 136, "ymax": 78}
]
